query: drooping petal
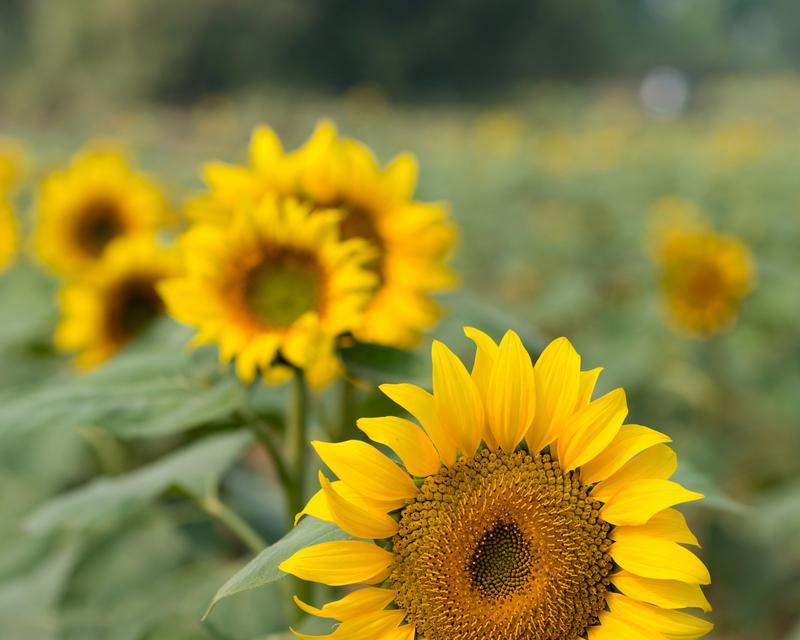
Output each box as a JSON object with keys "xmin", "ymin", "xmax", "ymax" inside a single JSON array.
[
  {"xmin": 558, "ymin": 387, "xmax": 628, "ymax": 471},
  {"xmin": 593, "ymin": 444, "xmax": 679, "ymax": 500},
  {"xmin": 312, "ymin": 440, "xmax": 418, "ymax": 502},
  {"xmin": 357, "ymin": 416, "xmax": 441, "ymax": 477},
  {"xmin": 319, "ymin": 472, "xmax": 399, "ymax": 539},
  {"xmin": 379, "ymin": 383, "xmax": 457, "ymax": 465},
  {"xmin": 611, "ymin": 533, "xmax": 711, "ymax": 584},
  {"xmin": 607, "ymin": 593, "xmax": 714, "ymax": 639},
  {"xmin": 485, "ymin": 330, "xmax": 536, "ymax": 451},
  {"xmin": 527, "ymin": 337, "xmax": 581, "ymax": 452},
  {"xmin": 581, "ymin": 424, "xmax": 672, "ymax": 485},
  {"xmin": 464, "ymin": 326, "xmax": 499, "ymax": 398},
  {"xmin": 601, "ymin": 479, "xmax": 703, "ymax": 526},
  {"xmin": 588, "ymin": 610, "xmax": 667, "ymax": 640},
  {"xmin": 612, "ymin": 571, "xmax": 711, "ymax": 612},
  {"xmin": 293, "ymin": 587, "xmax": 396, "ymax": 620},
  {"xmin": 612, "ymin": 508, "xmax": 700, "ymax": 547},
  {"xmin": 432, "ymin": 340, "xmax": 484, "ymax": 457},
  {"xmin": 279, "ymin": 541, "xmax": 394, "ymax": 586}
]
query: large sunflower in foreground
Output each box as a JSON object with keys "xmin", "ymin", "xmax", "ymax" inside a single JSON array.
[
  {"xmin": 0, "ymin": 198, "xmax": 19, "ymax": 273},
  {"xmin": 188, "ymin": 121, "xmax": 457, "ymax": 348},
  {"xmin": 650, "ymin": 202, "xmax": 755, "ymax": 336},
  {"xmin": 34, "ymin": 146, "xmax": 171, "ymax": 276},
  {"xmin": 55, "ymin": 235, "xmax": 179, "ymax": 369},
  {"xmin": 160, "ymin": 196, "xmax": 377, "ymax": 389},
  {"xmin": 281, "ymin": 330, "xmax": 713, "ymax": 640}
]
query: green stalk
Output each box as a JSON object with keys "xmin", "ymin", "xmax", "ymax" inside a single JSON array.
[{"xmin": 198, "ymin": 494, "xmax": 266, "ymax": 555}]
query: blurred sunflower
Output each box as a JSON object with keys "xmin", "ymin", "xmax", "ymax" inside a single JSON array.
[
  {"xmin": 282, "ymin": 330, "xmax": 712, "ymax": 640},
  {"xmin": 0, "ymin": 138, "xmax": 26, "ymax": 193},
  {"xmin": 55, "ymin": 235, "xmax": 179, "ymax": 369},
  {"xmin": 650, "ymin": 205, "xmax": 755, "ymax": 336},
  {"xmin": 0, "ymin": 198, "xmax": 19, "ymax": 273},
  {"xmin": 34, "ymin": 146, "xmax": 171, "ymax": 276},
  {"xmin": 160, "ymin": 195, "xmax": 377, "ymax": 389},
  {"xmin": 188, "ymin": 120, "xmax": 457, "ymax": 349}
]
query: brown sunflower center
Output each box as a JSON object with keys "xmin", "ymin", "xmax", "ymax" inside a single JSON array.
[
  {"xmin": 322, "ymin": 200, "xmax": 384, "ymax": 279},
  {"xmin": 75, "ymin": 199, "xmax": 124, "ymax": 257},
  {"xmin": 244, "ymin": 252, "xmax": 322, "ymax": 328},
  {"xmin": 107, "ymin": 277, "xmax": 163, "ymax": 342},
  {"xmin": 392, "ymin": 449, "xmax": 613, "ymax": 640},
  {"xmin": 679, "ymin": 260, "xmax": 725, "ymax": 307}
]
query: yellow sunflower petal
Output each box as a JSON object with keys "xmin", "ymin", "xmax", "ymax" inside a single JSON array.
[
  {"xmin": 279, "ymin": 541, "xmax": 394, "ymax": 586},
  {"xmin": 608, "ymin": 593, "xmax": 714, "ymax": 638},
  {"xmin": 379, "ymin": 383, "xmax": 457, "ymax": 466},
  {"xmin": 588, "ymin": 610, "xmax": 666, "ymax": 640},
  {"xmin": 593, "ymin": 444, "xmax": 679, "ymax": 500},
  {"xmin": 312, "ymin": 440, "xmax": 418, "ymax": 503},
  {"xmin": 295, "ymin": 487, "xmax": 332, "ymax": 526},
  {"xmin": 319, "ymin": 472, "xmax": 399, "ymax": 539},
  {"xmin": 432, "ymin": 340, "xmax": 484, "ymax": 457},
  {"xmin": 381, "ymin": 625, "xmax": 416, "ymax": 640},
  {"xmin": 357, "ymin": 416, "xmax": 441, "ymax": 477},
  {"xmin": 611, "ymin": 533, "xmax": 711, "ymax": 584},
  {"xmin": 581, "ymin": 425, "xmax": 672, "ymax": 485},
  {"xmin": 528, "ymin": 337, "xmax": 581, "ymax": 452},
  {"xmin": 558, "ymin": 388, "xmax": 628, "ymax": 472},
  {"xmin": 290, "ymin": 609, "xmax": 406, "ymax": 640},
  {"xmin": 601, "ymin": 479, "xmax": 703, "ymax": 526},
  {"xmin": 463, "ymin": 326, "xmax": 499, "ymax": 396},
  {"xmin": 576, "ymin": 367, "xmax": 603, "ymax": 409},
  {"xmin": 485, "ymin": 330, "xmax": 535, "ymax": 451},
  {"xmin": 613, "ymin": 508, "xmax": 700, "ymax": 547},
  {"xmin": 612, "ymin": 571, "xmax": 711, "ymax": 612},
  {"xmin": 293, "ymin": 587, "xmax": 396, "ymax": 621}
]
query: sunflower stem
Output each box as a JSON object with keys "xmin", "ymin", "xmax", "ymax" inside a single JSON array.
[
  {"xmin": 198, "ymin": 493, "xmax": 266, "ymax": 555},
  {"xmin": 286, "ymin": 367, "xmax": 312, "ymax": 617}
]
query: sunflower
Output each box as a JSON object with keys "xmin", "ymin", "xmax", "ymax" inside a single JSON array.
[
  {"xmin": 188, "ymin": 121, "xmax": 457, "ymax": 348},
  {"xmin": 650, "ymin": 206, "xmax": 755, "ymax": 336},
  {"xmin": 0, "ymin": 198, "xmax": 19, "ymax": 273},
  {"xmin": 160, "ymin": 195, "xmax": 378, "ymax": 389},
  {"xmin": 34, "ymin": 146, "xmax": 171, "ymax": 276},
  {"xmin": 55, "ymin": 235, "xmax": 179, "ymax": 369},
  {"xmin": 281, "ymin": 329, "xmax": 713, "ymax": 640},
  {"xmin": 0, "ymin": 137, "xmax": 26, "ymax": 193}
]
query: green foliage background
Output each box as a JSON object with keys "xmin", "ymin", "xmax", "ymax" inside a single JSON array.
[{"xmin": 1, "ymin": 3, "xmax": 800, "ymax": 639}]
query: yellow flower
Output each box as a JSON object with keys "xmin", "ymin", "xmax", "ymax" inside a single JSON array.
[
  {"xmin": 281, "ymin": 330, "xmax": 713, "ymax": 640},
  {"xmin": 160, "ymin": 195, "xmax": 378, "ymax": 389},
  {"xmin": 0, "ymin": 197, "xmax": 19, "ymax": 273},
  {"xmin": 34, "ymin": 146, "xmax": 171, "ymax": 276},
  {"xmin": 188, "ymin": 121, "xmax": 457, "ymax": 349},
  {"xmin": 0, "ymin": 138, "xmax": 27, "ymax": 193},
  {"xmin": 650, "ymin": 207, "xmax": 755, "ymax": 336},
  {"xmin": 55, "ymin": 235, "xmax": 180, "ymax": 369}
]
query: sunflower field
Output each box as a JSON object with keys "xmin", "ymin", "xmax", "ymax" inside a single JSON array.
[{"xmin": 2, "ymin": 4, "xmax": 800, "ymax": 640}]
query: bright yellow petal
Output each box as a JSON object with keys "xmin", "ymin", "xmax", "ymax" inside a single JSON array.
[
  {"xmin": 612, "ymin": 571, "xmax": 711, "ymax": 612},
  {"xmin": 581, "ymin": 424, "xmax": 672, "ymax": 485},
  {"xmin": 576, "ymin": 367, "xmax": 603, "ymax": 409},
  {"xmin": 601, "ymin": 479, "xmax": 703, "ymax": 526},
  {"xmin": 558, "ymin": 387, "xmax": 627, "ymax": 471},
  {"xmin": 611, "ymin": 533, "xmax": 711, "ymax": 584},
  {"xmin": 381, "ymin": 625, "xmax": 416, "ymax": 640},
  {"xmin": 379, "ymin": 383, "xmax": 457, "ymax": 466},
  {"xmin": 290, "ymin": 609, "xmax": 406, "ymax": 640},
  {"xmin": 528, "ymin": 337, "xmax": 581, "ymax": 452},
  {"xmin": 588, "ymin": 610, "xmax": 666, "ymax": 640},
  {"xmin": 593, "ymin": 444, "xmax": 679, "ymax": 500},
  {"xmin": 608, "ymin": 593, "xmax": 714, "ymax": 639},
  {"xmin": 485, "ymin": 330, "xmax": 535, "ymax": 452},
  {"xmin": 357, "ymin": 416, "xmax": 441, "ymax": 477},
  {"xmin": 613, "ymin": 508, "xmax": 700, "ymax": 547},
  {"xmin": 312, "ymin": 440, "xmax": 418, "ymax": 503},
  {"xmin": 295, "ymin": 488, "xmax": 332, "ymax": 526},
  {"xmin": 464, "ymin": 325, "xmax": 499, "ymax": 398},
  {"xmin": 320, "ymin": 472, "xmax": 399, "ymax": 539},
  {"xmin": 279, "ymin": 541, "xmax": 394, "ymax": 586},
  {"xmin": 293, "ymin": 587, "xmax": 396, "ymax": 620},
  {"xmin": 432, "ymin": 340, "xmax": 484, "ymax": 458}
]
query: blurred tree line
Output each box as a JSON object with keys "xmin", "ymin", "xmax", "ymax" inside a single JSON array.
[{"xmin": 0, "ymin": 0, "xmax": 798, "ymax": 108}]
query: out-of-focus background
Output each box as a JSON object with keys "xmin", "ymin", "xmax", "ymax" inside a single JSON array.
[{"xmin": 1, "ymin": 2, "xmax": 799, "ymax": 639}]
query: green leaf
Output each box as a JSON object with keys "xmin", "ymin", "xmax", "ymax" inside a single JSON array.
[
  {"xmin": 0, "ymin": 322, "xmax": 246, "ymax": 441},
  {"xmin": 24, "ymin": 431, "xmax": 252, "ymax": 534},
  {"xmin": 339, "ymin": 341, "xmax": 427, "ymax": 384},
  {"xmin": 204, "ymin": 517, "xmax": 352, "ymax": 618}
]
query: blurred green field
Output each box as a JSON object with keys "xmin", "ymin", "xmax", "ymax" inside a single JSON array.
[{"xmin": 2, "ymin": 76, "xmax": 800, "ymax": 639}]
